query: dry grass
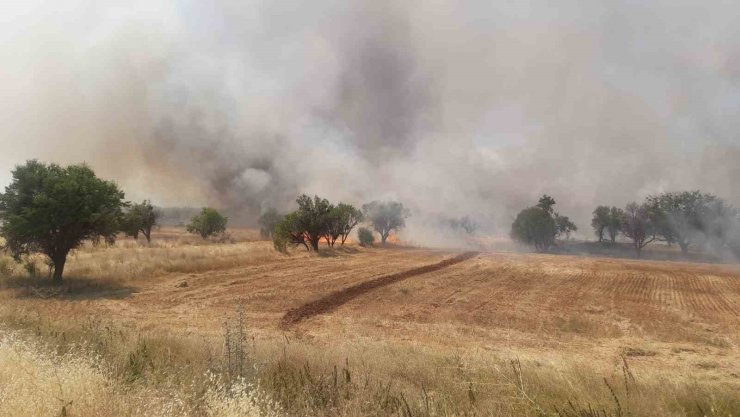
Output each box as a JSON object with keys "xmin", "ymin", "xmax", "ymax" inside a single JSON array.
[
  {"xmin": 0, "ymin": 228, "xmax": 739, "ymax": 416},
  {"xmin": 0, "ymin": 329, "xmax": 284, "ymax": 417}
]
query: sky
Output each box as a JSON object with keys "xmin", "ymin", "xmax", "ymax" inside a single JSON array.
[{"xmin": 0, "ymin": 0, "xmax": 738, "ymax": 241}]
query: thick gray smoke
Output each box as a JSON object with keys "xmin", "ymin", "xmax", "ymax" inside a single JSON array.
[{"xmin": 1, "ymin": 0, "xmax": 738, "ymax": 242}]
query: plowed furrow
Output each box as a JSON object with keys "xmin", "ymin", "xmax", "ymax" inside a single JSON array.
[{"xmin": 281, "ymin": 252, "xmax": 479, "ymax": 327}]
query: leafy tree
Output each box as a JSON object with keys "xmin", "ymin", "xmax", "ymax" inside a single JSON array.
[
  {"xmin": 357, "ymin": 227, "xmax": 375, "ymax": 247},
  {"xmin": 620, "ymin": 202, "xmax": 656, "ymax": 257},
  {"xmin": 591, "ymin": 206, "xmax": 610, "ymax": 242},
  {"xmin": 258, "ymin": 208, "xmax": 283, "ymax": 239},
  {"xmin": 510, "ymin": 207, "xmax": 557, "ymax": 252},
  {"xmin": 273, "ymin": 195, "xmax": 332, "ymax": 252},
  {"xmin": 0, "ymin": 160, "xmax": 125, "ymax": 283},
  {"xmin": 646, "ymin": 191, "xmax": 716, "ymax": 255},
  {"xmin": 555, "ymin": 214, "xmax": 577, "ymax": 239},
  {"xmin": 122, "ymin": 200, "xmax": 160, "ymax": 243},
  {"xmin": 607, "ymin": 206, "xmax": 624, "ymax": 243},
  {"xmin": 273, "ymin": 212, "xmax": 309, "ymax": 253},
  {"xmin": 186, "ymin": 207, "xmax": 228, "ymax": 239},
  {"xmin": 362, "ymin": 201, "xmax": 410, "ymax": 244},
  {"xmin": 697, "ymin": 198, "xmax": 738, "ymax": 251},
  {"xmin": 324, "ymin": 203, "xmax": 363, "ymax": 247},
  {"xmin": 537, "ymin": 195, "xmax": 556, "ymax": 214}
]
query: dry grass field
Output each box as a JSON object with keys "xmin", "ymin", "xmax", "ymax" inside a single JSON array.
[{"xmin": 1, "ymin": 227, "xmax": 739, "ymax": 416}]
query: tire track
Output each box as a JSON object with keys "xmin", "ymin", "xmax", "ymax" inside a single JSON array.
[{"xmin": 280, "ymin": 251, "xmax": 479, "ymax": 327}]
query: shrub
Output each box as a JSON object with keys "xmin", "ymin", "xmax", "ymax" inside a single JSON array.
[
  {"xmin": 357, "ymin": 227, "xmax": 375, "ymax": 247},
  {"xmin": 187, "ymin": 208, "xmax": 228, "ymax": 239}
]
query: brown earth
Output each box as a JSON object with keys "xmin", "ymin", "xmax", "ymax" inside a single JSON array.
[{"xmin": 2, "ymin": 228, "xmax": 739, "ymax": 386}]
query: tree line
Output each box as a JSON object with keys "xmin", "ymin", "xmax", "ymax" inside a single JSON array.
[
  {"xmin": 265, "ymin": 196, "xmax": 410, "ymax": 253},
  {"xmin": 0, "ymin": 161, "xmax": 229, "ymax": 283},
  {"xmin": 511, "ymin": 191, "xmax": 739, "ymax": 258},
  {"xmin": 0, "ymin": 160, "xmax": 411, "ymax": 283},
  {"xmin": 590, "ymin": 191, "xmax": 738, "ymax": 257}
]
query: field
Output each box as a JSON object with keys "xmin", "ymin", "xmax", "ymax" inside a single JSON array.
[{"xmin": 1, "ymin": 227, "xmax": 739, "ymax": 416}]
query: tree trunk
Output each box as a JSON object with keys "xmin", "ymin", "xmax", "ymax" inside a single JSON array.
[
  {"xmin": 634, "ymin": 243, "xmax": 641, "ymax": 258},
  {"xmin": 309, "ymin": 236, "xmax": 320, "ymax": 251},
  {"xmin": 52, "ymin": 253, "xmax": 67, "ymax": 284},
  {"xmin": 381, "ymin": 231, "xmax": 388, "ymax": 244},
  {"xmin": 143, "ymin": 228, "xmax": 151, "ymax": 243}
]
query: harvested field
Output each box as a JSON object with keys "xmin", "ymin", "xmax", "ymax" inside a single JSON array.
[{"xmin": 1, "ymin": 228, "xmax": 739, "ymax": 416}]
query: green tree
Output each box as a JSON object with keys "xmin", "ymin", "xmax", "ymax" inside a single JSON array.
[
  {"xmin": 273, "ymin": 195, "xmax": 333, "ymax": 252},
  {"xmin": 510, "ymin": 207, "xmax": 557, "ymax": 252},
  {"xmin": 555, "ymin": 214, "xmax": 577, "ymax": 239},
  {"xmin": 357, "ymin": 227, "xmax": 375, "ymax": 247},
  {"xmin": 122, "ymin": 200, "xmax": 160, "ymax": 243},
  {"xmin": 0, "ymin": 160, "xmax": 125, "ymax": 283},
  {"xmin": 273, "ymin": 212, "xmax": 308, "ymax": 253},
  {"xmin": 362, "ymin": 201, "xmax": 410, "ymax": 244},
  {"xmin": 324, "ymin": 203, "xmax": 363, "ymax": 246},
  {"xmin": 591, "ymin": 206, "xmax": 610, "ymax": 242},
  {"xmin": 258, "ymin": 208, "xmax": 283, "ymax": 239},
  {"xmin": 186, "ymin": 207, "xmax": 228, "ymax": 239}
]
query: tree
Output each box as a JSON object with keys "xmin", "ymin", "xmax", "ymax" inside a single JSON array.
[
  {"xmin": 591, "ymin": 206, "xmax": 610, "ymax": 242},
  {"xmin": 554, "ymin": 214, "xmax": 577, "ymax": 239},
  {"xmin": 258, "ymin": 208, "xmax": 282, "ymax": 239},
  {"xmin": 362, "ymin": 201, "xmax": 410, "ymax": 244},
  {"xmin": 357, "ymin": 227, "xmax": 375, "ymax": 247},
  {"xmin": 273, "ymin": 212, "xmax": 309, "ymax": 253},
  {"xmin": 273, "ymin": 195, "xmax": 333, "ymax": 252},
  {"xmin": 0, "ymin": 160, "xmax": 125, "ymax": 283},
  {"xmin": 122, "ymin": 200, "xmax": 160, "ymax": 243},
  {"xmin": 537, "ymin": 195, "xmax": 556, "ymax": 214},
  {"xmin": 324, "ymin": 203, "xmax": 363, "ymax": 247},
  {"xmin": 606, "ymin": 206, "xmax": 624, "ymax": 244},
  {"xmin": 449, "ymin": 215, "xmax": 477, "ymax": 234},
  {"xmin": 646, "ymin": 191, "xmax": 717, "ymax": 255},
  {"xmin": 620, "ymin": 202, "xmax": 656, "ymax": 257},
  {"xmin": 186, "ymin": 207, "xmax": 228, "ymax": 239},
  {"xmin": 510, "ymin": 207, "xmax": 557, "ymax": 252}
]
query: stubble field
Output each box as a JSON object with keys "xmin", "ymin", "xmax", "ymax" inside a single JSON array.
[{"xmin": 1, "ymin": 227, "xmax": 738, "ymax": 416}]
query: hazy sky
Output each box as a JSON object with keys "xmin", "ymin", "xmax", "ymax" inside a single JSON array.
[{"xmin": 1, "ymin": 0, "xmax": 738, "ymax": 239}]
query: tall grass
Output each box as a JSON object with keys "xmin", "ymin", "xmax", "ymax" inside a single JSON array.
[{"xmin": 1, "ymin": 305, "xmax": 737, "ymax": 417}]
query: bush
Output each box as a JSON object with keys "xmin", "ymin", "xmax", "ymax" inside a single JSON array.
[
  {"xmin": 357, "ymin": 227, "xmax": 375, "ymax": 247},
  {"xmin": 186, "ymin": 208, "xmax": 228, "ymax": 239}
]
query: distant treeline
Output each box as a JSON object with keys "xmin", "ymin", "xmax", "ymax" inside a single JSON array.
[{"xmin": 511, "ymin": 191, "xmax": 739, "ymax": 258}]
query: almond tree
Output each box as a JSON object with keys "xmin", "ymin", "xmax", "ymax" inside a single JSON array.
[{"xmin": 0, "ymin": 160, "xmax": 125, "ymax": 283}]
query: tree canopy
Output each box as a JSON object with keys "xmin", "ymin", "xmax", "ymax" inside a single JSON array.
[
  {"xmin": 325, "ymin": 203, "xmax": 363, "ymax": 246},
  {"xmin": 646, "ymin": 191, "xmax": 717, "ymax": 255},
  {"xmin": 510, "ymin": 206, "xmax": 557, "ymax": 252},
  {"xmin": 0, "ymin": 160, "xmax": 125, "ymax": 282},
  {"xmin": 591, "ymin": 206, "xmax": 610, "ymax": 242},
  {"xmin": 122, "ymin": 200, "xmax": 160, "ymax": 243},
  {"xmin": 186, "ymin": 207, "xmax": 228, "ymax": 239},
  {"xmin": 362, "ymin": 201, "xmax": 410, "ymax": 244},
  {"xmin": 620, "ymin": 202, "xmax": 656, "ymax": 257},
  {"xmin": 511, "ymin": 195, "xmax": 576, "ymax": 252}
]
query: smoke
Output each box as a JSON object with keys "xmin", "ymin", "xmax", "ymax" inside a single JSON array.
[{"xmin": 1, "ymin": 0, "xmax": 738, "ymax": 239}]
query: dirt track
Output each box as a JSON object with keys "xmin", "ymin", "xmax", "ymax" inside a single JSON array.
[{"xmin": 280, "ymin": 251, "xmax": 479, "ymax": 327}]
